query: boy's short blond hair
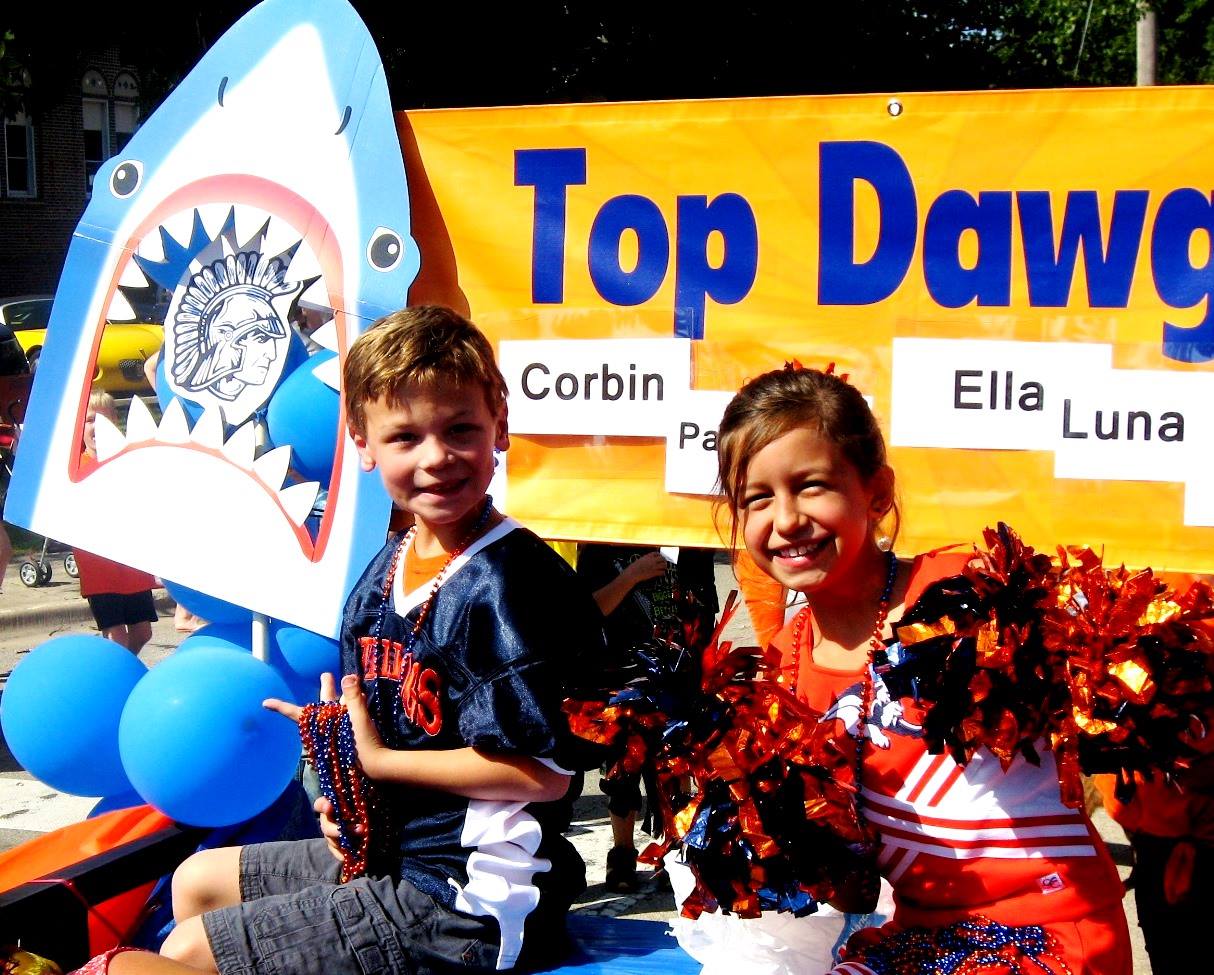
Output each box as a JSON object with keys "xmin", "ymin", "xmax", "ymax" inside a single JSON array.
[
  {"xmin": 87, "ymin": 389, "xmax": 118, "ymax": 419},
  {"xmin": 343, "ymin": 305, "xmax": 508, "ymax": 436}
]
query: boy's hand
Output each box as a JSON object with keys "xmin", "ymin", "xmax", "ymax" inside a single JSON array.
[
  {"xmin": 314, "ymin": 796, "xmax": 359, "ymax": 862},
  {"xmin": 263, "ymin": 672, "xmax": 340, "ymax": 722},
  {"xmin": 340, "ymin": 674, "xmax": 391, "ymax": 780}
]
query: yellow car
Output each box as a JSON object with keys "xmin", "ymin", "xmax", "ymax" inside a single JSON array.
[{"xmin": 0, "ymin": 295, "xmax": 162, "ymax": 394}]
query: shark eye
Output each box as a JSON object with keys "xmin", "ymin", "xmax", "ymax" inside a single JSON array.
[
  {"xmin": 367, "ymin": 227, "xmax": 404, "ymax": 272},
  {"xmin": 110, "ymin": 160, "xmax": 143, "ymax": 198}
]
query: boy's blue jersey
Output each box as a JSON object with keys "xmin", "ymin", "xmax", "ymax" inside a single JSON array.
[{"xmin": 339, "ymin": 519, "xmax": 604, "ymax": 969}]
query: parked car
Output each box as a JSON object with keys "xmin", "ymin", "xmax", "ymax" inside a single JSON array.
[{"xmin": 0, "ymin": 295, "xmax": 162, "ymax": 393}]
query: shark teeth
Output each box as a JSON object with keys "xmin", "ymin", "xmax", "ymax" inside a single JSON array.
[
  {"xmin": 106, "ymin": 289, "xmax": 137, "ymax": 322},
  {"xmin": 125, "ymin": 395, "xmax": 159, "ymax": 444},
  {"xmin": 158, "ymin": 209, "xmax": 200, "ymax": 254},
  {"xmin": 220, "ymin": 418, "xmax": 259, "ymax": 469},
  {"xmin": 279, "ymin": 481, "xmax": 320, "ymax": 526},
  {"xmin": 232, "ymin": 207, "xmax": 273, "ymax": 255},
  {"xmin": 312, "ymin": 355, "xmax": 341, "ymax": 392},
  {"xmin": 310, "ymin": 319, "xmax": 339, "ymax": 353},
  {"xmin": 118, "ymin": 260, "xmax": 150, "ymax": 289},
  {"xmin": 158, "ymin": 398, "xmax": 192, "ymax": 443},
  {"xmin": 193, "ymin": 203, "xmax": 237, "ymax": 241},
  {"xmin": 93, "ymin": 413, "xmax": 126, "ymax": 462},
  {"xmin": 189, "ymin": 407, "xmax": 226, "ymax": 448},
  {"xmin": 134, "ymin": 226, "xmax": 166, "ymax": 263},
  {"xmin": 252, "ymin": 444, "xmax": 293, "ymax": 491},
  {"xmin": 90, "ymin": 401, "xmax": 325, "ymax": 524}
]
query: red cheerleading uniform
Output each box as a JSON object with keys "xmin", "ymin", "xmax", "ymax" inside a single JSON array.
[{"xmin": 772, "ymin": 550, "xmax": 1132, "ymax": 975}]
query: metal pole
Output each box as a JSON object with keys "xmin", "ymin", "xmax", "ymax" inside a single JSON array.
[
  {"xmin": 1137, "ymin": 6, "xmax": 1158, "ymax": 86},
  {"xmin": 252, "ymin": 611, "xmax": 270, "ymax": 662}
]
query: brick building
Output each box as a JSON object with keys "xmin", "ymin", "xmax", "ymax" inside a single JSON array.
[{"xmin": 1, "ymin": 48, "xmax": 142, "ymax": 297}]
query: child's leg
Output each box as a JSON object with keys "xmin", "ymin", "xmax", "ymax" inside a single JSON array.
[
  {"xmin": 158, "ymin": 916, "xmax": 217, "ymax": 970},
  {"xmin": 101, "ymin": 948, "xmax": 209, "ymax": 975},
  {"xmin": 100, "ymin": 623, "xmax": 133, "ymax": 650},
  {"xmin": 127, "ymin": 619, "xmax": 153, "ymax": 654},
  {"xmin": 171, "ymin": 847, "xmax": 244, "ymax": 922},
  {"xmin": 121, "ymin": 591, "xmax": 157, "ymax": 654}
]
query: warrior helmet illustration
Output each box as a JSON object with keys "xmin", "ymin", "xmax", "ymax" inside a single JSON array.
[{"xmin": 171, "ymin": 250, "xmax": 301, "ymax": 402}]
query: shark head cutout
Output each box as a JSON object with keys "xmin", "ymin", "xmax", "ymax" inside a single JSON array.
[{"xmin": 5, "ymin": 0, "xmax": 417, "ymax": 636}]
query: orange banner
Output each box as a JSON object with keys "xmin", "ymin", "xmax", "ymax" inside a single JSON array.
[{"xmin": 406, "ymin": 87, "xmax": 1214, "ymax": 570}]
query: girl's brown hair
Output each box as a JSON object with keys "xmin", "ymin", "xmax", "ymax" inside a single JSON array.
[{"xmin": 715, "ymin": 366, "xmax": 898, "ymax": 550}]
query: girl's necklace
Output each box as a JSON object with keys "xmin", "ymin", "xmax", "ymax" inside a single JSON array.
[
  {"xmin": 787, "ymin": 548, "xmax": 899, "ymax": 698},
  {"xmin": 788, "ymin": 548, "xmax": 899, "ymax": 821}
]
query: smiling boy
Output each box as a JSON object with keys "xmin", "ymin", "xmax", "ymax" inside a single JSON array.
[{"xmin": 97, "ymin": 307, "xmax": 605, "ymax": 975}]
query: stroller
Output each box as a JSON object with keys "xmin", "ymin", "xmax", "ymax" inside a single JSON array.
[{"xmin": 0, "ymin": 367, "xmax": 78, "ymax": 587}]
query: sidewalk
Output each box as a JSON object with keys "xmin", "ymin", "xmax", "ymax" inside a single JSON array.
[{"xmin": 0, "ymin": 554, "xmax": 175, "ymax": 635}]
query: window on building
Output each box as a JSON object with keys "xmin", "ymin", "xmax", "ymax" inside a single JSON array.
[
  {"xmin": 82, "ymin": 97, "xmax": 110, "ymax": 194},
  {"xmin": 113, "ymin": 102, "xmax": 140, "ymax": 154},
  {"xmin": 80, "ymin": 70, "xmax": 141, "ymax": 193},
  {"xmin": 3, "ymin": 113, "xmax": 37, "ymax": 198}
]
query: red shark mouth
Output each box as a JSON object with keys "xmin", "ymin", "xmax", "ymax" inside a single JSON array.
[{"xmin": 72, "ymin": 175, "xmax": 349, "ymax": 560}]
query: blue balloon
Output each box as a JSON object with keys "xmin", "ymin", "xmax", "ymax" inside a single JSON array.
[
  {"xmin": 272, "ymin": 622, "xmax": 340, "ymax": 687},
  {"xmin": 1, "ymin": 634, "xmax": 146, "ymax": 796},
  {"xmin": 154, "ymin": 354, "xmax": 203, "ymax": 423},
  {"xmin": 265, "ymin": 350, "xmax": 340, "ymax": 483},
  {"xmin": 118, "ymin": 648, "xmax": 301, "ymax": 827},
  {"xmin": 179, "ymin": 623, "xmax": 253, "ymax": 653},
  {"xmin": 281, "ymin": 330, "xmax": 310, "ymax": 378},
  {"xmin": 265, "ymin": 646, "xmax": 318, "ymax": 706},
  {"xmin": 178, "ymin": 624, "xmax": 317, "ymax": 703},
  {"xmin": 162, "ymin": 579, "xmax": 252, "ymax": 626}
]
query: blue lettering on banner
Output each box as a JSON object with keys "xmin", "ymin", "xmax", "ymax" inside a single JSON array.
[
  {"xmin": 518, "ymin": 141, "xmax": 1214, "ymax": 365},
  {"xmin": 1017, "ymin": 190, "xmax": 1147, "ymax": 307},
  {"xmin": 675, "ymin": 194, "xmax": 758, "ymax": 340},
  {"xmin": 1154, "ymin": 189, "xmax": 1214, "ymax": 362},
  {"xmin": 588, "ymin": 195, "xmax": 669, "ymax": 306},
  {"xmin": 515, "ymin": 148, "xmax": 587, "ymax": 304},
  {"xmin": 516, "ymin": 148, "xmax": 758, "ymax": 339},
  {"xmin": 818, "ymin": 140, "xmax": 1214, "ymax": 364},
  {"xmin": 923, "ymin": 190, "xmax": 1012, "ymax": 307},
  {"xmin": 818, "ymin": 140, "xmax": 917, "ymax": 305}
]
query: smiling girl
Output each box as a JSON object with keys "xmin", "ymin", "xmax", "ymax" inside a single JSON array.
[{"xmin": 715, "ymin": 365, "xmax": 1132, "ymax": 975}]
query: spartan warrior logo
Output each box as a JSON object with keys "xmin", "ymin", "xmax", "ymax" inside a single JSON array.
[{"xmin": 169, "ymin": 248, "xmax": 302, "ymax": 417}]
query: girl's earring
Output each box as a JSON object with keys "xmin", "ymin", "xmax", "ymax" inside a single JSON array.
[
  {"xmin": 876, "ymin": 534, "xmax": 893, "ymax": 552},
  {"xmin": 493, "ymin": 450, "xmax": 502, "ymax": 470}
]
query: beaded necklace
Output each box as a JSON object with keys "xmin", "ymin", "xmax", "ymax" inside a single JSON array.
[
  {"xmin": 852, "ymin": 914, "xmax": 1074, "ymax": 975},
  {"xmin": 788, "ymin": 549, "xmax": 898, "ymax": 823},
  {"xmin": 299, "ymin": 701, "xmax": 375, "ymax": 882},
  {"xmin": 369, "ymin": 495, "xmax": 495, "ymax": 725},
  {"xmin": 298, "ymin": 495, "xmax": 495, "ymax": 883}
]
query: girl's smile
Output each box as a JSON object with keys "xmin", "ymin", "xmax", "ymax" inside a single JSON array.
[{"xmin": 740, "ymin": 425, "xmax": 891, "ymax": 596}]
